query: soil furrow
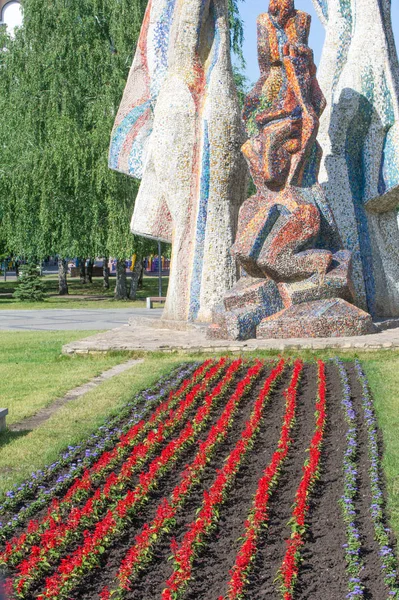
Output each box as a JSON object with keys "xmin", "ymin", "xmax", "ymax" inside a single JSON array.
[
  {"xmin": 94, "ymin": 364, "xmax": 290, "ymax": 600},
  {"xmin": 184, "ymin": 366, "xmax": 291, "ymax": 599},
  {"xmin": 76, "ymin": 363, "xmax": 277, "ymax": 599},
  {"xmin": 243, "ymin": 363, "xmax": 319, "ymax": 599},
  {"xmin": 295, "ymin": 361, "xmax": 347, "ymax": 600},
  {"xmin": 17, "ymin": 363, "xmax": 236, "ymax": 599}
]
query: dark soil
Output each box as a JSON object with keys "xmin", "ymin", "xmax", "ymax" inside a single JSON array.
[
  {"xmin": 244, "ymin": 363, "xmax": 322, "ymax": 600},
  {"xmin": 185, "ymin": 364, "xmax": 319, "ymax": 600},
  {"xmin": 5, "ymin": 361, "xmax": 248, "ymax": 598},
  {"xmin": 121, "ymin": 365, "xmax": 291, "ymax": 600},
  {"xmin": 295, "ymin": 362, "xmax": 347, "ymax": 600},
  {"xmin": 78, "ymin": 362, "xmax": 284, "ymax": 600},
  {"xmin": 3, "ymin": 360, "xmax": 397, "ymax": 600}
]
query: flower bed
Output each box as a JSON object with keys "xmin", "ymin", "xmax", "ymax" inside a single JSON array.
[
  {"xmin": 279, "ymin": 360, "xmax": 327, "ymax": 600},
  {"xmin": 0, "ymin": 358, "xmax": 397, "ymax": 600},
  {"xmin": 222, "ymin": 359, "xmax": 303, "ymax": 600}
]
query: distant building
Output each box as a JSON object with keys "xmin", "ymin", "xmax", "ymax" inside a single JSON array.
[{"xmin": 0, "ymin": 0, "xmax": 22, "ymax": 37}]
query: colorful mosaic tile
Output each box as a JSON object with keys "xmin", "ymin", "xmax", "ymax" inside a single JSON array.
[
  {"xmin": 109, "ymin": 0, "xmax": 247, "ymax": 323},
  {"xmin": 311, "ymin": 0, "xmax": 399, "ymax": 318},
  {"xmin": 209, "ymin": 0, "xmax": 374, "ymax": 340}
]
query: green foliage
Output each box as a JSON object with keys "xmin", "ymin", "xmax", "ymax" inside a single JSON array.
[
  {"xmin": 233, "ymin": 66, "xmax": 250, "ymax": 109},
  {"xmin": 0, "ymin": 0, "xmax": 246, "ymax": 262},
  {"xmin": 0, "ymin": 0, "xmax": 148, "ymax": 261},
  {"xmin": 229, "ymin": 0, "xmax": 245, "ymax": 67},
  {"xmin": 13, "ymin": 262, "xmax": 45, "ymax": 301}
]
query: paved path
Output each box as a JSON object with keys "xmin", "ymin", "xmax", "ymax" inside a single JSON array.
[
  {"xmin": 62, "ymin": 317, "xmax": 399, "ymax": 354},
  {"xmin": 9, "ymin": 359, "xmax": 144, "ymax": 432},
  {"xmin": 0, "ymin": 308, "xmax": 163, "ymax": 331}
]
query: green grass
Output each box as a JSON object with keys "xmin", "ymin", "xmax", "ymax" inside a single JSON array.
[
  {"xmin": 0, "ymin": 351, "xmax": 199, "ymax": 495},
  {"xmin": 0, "ymin": 331, "xmax": 132, "ymax": 425},
  {"xmin": 361, "ymin": 353, "xmax": 399, "ymax": 547},
  {"xmin": 0, "ymin": 275, "xmax": 169, "ymax": 310}
]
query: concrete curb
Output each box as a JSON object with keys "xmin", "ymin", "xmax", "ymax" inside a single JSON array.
[{"xmin": 62, "ymin": 323, "xmax": 399, "ymax": 355}]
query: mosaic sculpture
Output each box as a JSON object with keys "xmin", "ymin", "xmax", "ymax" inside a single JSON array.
[
  {"xmin": 109, "ymin": 0, "xmax": 247, "ymax": 323},
  {"xmin": 311, "ymin": 0, "xmax": 399, "ymax": 318},
  {"xmin": 208, "ymin": 0, "xmax": 375, "ymax": 340}
]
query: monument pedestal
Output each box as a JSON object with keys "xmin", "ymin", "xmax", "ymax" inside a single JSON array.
[{"xmin": 256, "ymin": 298, "xmax": 376, "ymax": 338}]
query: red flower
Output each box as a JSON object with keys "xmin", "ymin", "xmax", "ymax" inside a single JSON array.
[
  {"xmin": 163, "ymin": 360, "xmax": 285, "ymax": 599},
  {"xmin": 279, "ymin": 361, "xmax": 327, "ymax": 599},
  {"xmin": 225, "ymin": 360, "xmax": 303, "ymax": 599}
]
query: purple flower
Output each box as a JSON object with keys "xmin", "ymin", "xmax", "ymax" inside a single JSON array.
[
  {"xmin": 334, "ymin": 359, "xmax": 364, "ymax": 597},
  {"xmin": 355, "ymin": 360, "xmax": 399, "ymax": 595}
]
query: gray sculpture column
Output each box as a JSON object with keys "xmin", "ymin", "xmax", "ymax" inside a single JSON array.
[
  {"xmin": 109, "ymin": 0, "xmax": 247, "ymax": 324},
  {"xmin": 312, "ymin": 0, "xmax": 399, "ymax": 316}
]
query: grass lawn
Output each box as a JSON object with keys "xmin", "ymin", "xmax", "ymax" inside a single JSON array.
[
  {"xmin": 0, "ymin": 331, "xmax": 132, "ymax": 426},
  {"xmin": 361, "ymin": 353, "xmax": 399, "ymax": 545},
  {"xmin": 0, "ymin": 274, "xmax": 169, "ymax": 310},
  {"xmin": 0, "ymin": 343, "xmax": 398, "ymax": 549},
  {"xmin": 0, "ymin": 350, "xmax": 198, "ymax": 495}
]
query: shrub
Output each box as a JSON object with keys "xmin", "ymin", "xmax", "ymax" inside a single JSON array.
[{"xmin": 13, "ymin": 263, "xmax": 45, "ymax": 302}]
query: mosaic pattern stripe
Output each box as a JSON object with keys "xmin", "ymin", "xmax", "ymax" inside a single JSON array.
[{"xmin": 109, "ymin": 0, "xmax": 247, "ymax": 323}]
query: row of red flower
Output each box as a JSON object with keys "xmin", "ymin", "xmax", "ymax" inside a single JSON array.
[
  {"xmin": 221, "ymin": 359, "xmax": 304, "ymax": 600},
  {"xmin": 99, "ymin": 358, "xmax": 274, "ymax": 599},
  {"xmin": 279, "ymin": 360, "xmax": 327, "ymax": 599},
  {"xmin": 21, "ymin": 356, "xmax": 252, "ymax": 599},
  {"xmin": 161, "ymin": 359, "xmax": 287, "ymax": 599},
  {"xmin": 4, "ymin": 358, "xmax": 229, "ymax": 598},
  {"xmin": 162, "ymin": 360, "xmax": 325, "ymax": 600},
  {"xmin": 1, "ymin": 358, "xmax": 214, "ymax": 565},
  {"xmin": 3, "ymin": 359, "xmax": 329, "ymax": 600}
]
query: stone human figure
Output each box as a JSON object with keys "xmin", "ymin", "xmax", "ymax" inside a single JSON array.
[
  {"xmin": 208, "ymin": 0, "xmax": 374, "ymax": 341},
  {"xmin": 243, "ymin": 0, "xmax": 326, "ymax": 189},
  {"xmin": 109, "ymin": 0, "xmax": 247, "ymax": 323},
  {"xmin": 311, "ymin": 0, "xmax": 399, "ymax": 317},
  {"xmin": 233, "ymin": 0, "xmax": 339, "ymax": 284}
]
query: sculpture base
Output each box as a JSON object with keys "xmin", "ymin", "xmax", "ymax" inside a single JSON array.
[
  {"xmin": 207, "ymin": 277, "xmax": 283, "ymax": 341},
  {"xmin": 257, "ymin": 298, "xmax": 376, "ymax": 339},
  {"xmin": 206, "ymin": 264, "xmax": 367, "ymax": 340},
  {"xmin": 278, "ymin": 250, "xmax": 355, "ymax": 307}
]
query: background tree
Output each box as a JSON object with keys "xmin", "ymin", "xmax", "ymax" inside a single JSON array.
[
  {"xmin": 0, "ymin": 0, "xmax": 147, "ymax": 297},
  {"xmin": 0, "ymin": 0, "xmax": 246, "ymax": 300}
]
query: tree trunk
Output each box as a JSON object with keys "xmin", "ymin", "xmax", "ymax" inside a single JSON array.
[
  {"xmin": 129, "ymin": 258, "xmax": 142, "ymax": 300},
  {"xmin": 138, "ymin": 261, "xmax": 144, "ymax": 289},
  {"xmin": 79, "ymin": 258, "xmax": 87, "ymax": 284},
  {"xmin": 87, "ymin": 258, "xmax": 94, "ymax": 284},
  {"xmin": 58, "ymin": 258, "xmax": 69, "ymax": 295},
  {"xmin": 114, "ymin": 259, "xmax": 127, "ymax": 299},
  {"xmin": 103, "ymin": 257, "xmax": 110, "ymax": 290}
]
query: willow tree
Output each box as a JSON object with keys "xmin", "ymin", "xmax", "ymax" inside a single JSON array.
[
  {"xmin": 0, "ymin": 0, "xmax": 147, "ymax": 296},
  {"xmin": 0, "ymin": 0, "xmax": 245, "ymax": 298}
]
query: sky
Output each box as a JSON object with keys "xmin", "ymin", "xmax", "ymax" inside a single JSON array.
[
  {"xmin": 239, "ymin": 0, "xmax": 399, "ymax": 84},
  {"xmin": 3, "ymin": 0, "xmax": 398, "ymax": 83},
  {"xmin": 2, "ymin": 1, "xmax": 23, "ymax": 37}
]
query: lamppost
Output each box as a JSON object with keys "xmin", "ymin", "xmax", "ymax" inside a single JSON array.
[{"xmin": 158, "ymin": 241, "xmax": 162, "ymax": 298}]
